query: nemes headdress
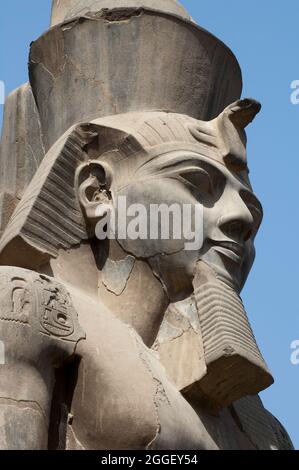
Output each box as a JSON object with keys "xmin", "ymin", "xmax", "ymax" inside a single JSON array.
[{"xmin": 0, "ymin": 99, "xmax": 260, "ymax": 268}]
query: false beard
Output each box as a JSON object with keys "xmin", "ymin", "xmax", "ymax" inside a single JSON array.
[{"xmin": 187, "ymin": 260, "xmax": 273, "ymax": 414}]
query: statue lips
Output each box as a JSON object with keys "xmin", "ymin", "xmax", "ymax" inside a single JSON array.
[{"xmin": 211, "ymin": 240, "xmax": 245, "ymax": 264}]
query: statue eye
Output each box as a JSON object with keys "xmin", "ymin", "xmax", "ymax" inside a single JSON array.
[{"xmin": 180, "ymin": 169, "xmax": 213, "ymax": 195}]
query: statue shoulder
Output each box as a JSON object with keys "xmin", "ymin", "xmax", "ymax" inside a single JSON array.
[{"xmin": 0, "ymin": 266, "xmax": 85, "ymax": 365}]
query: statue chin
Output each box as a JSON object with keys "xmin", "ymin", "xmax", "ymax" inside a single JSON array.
[
  {"xmin": 199, "ymin": 243, "xmax": 255, "ymax": 295},
  {"xmin": 199, "ymin": 253, "xmax": 244, "ymax": 294}
]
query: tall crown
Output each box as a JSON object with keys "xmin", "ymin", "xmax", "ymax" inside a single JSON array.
[{"xmin": 28, "ymin": 1, "xmax": 242, "ymax": 151}]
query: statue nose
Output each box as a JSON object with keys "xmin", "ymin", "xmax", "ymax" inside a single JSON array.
[{"xmin": 218, "ymin": 197, "xmax": 254, "ymax": 242}]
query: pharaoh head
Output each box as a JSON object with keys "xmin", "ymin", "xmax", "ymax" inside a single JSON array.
[{"xmin": 0, "ymin": 99, "xmax": 262, "ymax": 301}]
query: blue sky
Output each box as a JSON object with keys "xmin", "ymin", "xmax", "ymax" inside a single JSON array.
[{"xmin": 0, "ymin": 0, "xmax": 298, "ymax": 449}]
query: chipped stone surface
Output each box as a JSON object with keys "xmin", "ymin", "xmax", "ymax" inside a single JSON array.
[
  {"xmin": 51, "ymin": 0, "xmax": 192, "ymax": 26},
  {"xmin": 154, "ymin": 299, "xmax": 207, "ymax": 392},
  {"xmin": 102, "ymin": 255, "xmax": 135, "ymax": 295}
]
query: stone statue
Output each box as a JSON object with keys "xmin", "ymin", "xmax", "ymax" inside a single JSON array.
[{"xmin": 0, "ymin": 0, "xmax": 294, "ymax": 450}]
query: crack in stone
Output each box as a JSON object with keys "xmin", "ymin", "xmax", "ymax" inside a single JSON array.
[
  {"xmin": 101, "ymin": 255, "xmax": 135, "ymax": 296},
  {"xmin": 0, "ymin": 396, "xmax": 48, "ymax": 424},
  {"xmin": 127, "ymin": 326, "xmax": 163, "ymax": 450}
]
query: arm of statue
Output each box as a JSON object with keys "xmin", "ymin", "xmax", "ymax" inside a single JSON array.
[{"xmin": 0, "ymin": 267, "xmax": 85, "ymax": 450}]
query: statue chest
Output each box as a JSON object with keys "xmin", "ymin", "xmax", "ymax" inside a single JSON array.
[{"xmin": 51, "ymin": 307, "xmax": 254, "ymax": 450}]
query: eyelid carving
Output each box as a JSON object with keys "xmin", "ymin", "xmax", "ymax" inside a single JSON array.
[{"xmin": 178, "ymin": 167, "xmax": 214, "ymax": 194}]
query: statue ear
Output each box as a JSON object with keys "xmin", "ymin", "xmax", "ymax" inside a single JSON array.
[{"xmin": 76, "ymin": 161, "xmax": 113, "ymax": 230}]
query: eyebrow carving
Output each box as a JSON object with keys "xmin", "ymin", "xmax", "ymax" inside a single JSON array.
[{"xmin": 134, "ymin": 153, "xmax": 222, "ymax": 180}]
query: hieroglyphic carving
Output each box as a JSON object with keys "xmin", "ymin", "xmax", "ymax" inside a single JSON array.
[
  {"xmin": 0, "ymin": 275, "xmax": 31, "ymax": 325},
  {"xmin": 35, "ymin": 276, "xmax": 76, "ymax": 339},
  {"xmin": 0, "ymin": 268, "xmax": 85, "ymax": 345}
]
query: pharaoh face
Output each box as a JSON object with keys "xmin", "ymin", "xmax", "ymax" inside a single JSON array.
[
  {"xmin": 77, "ymin": 101, "xmax": 263, "ymax": 301},
  {"xmin": 110, "ymin": 150, "xmax": 262, "ymax": 300},
  {"xmin": 79, "ymin": 147, "xmax": 262, "ymax": 301}
]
